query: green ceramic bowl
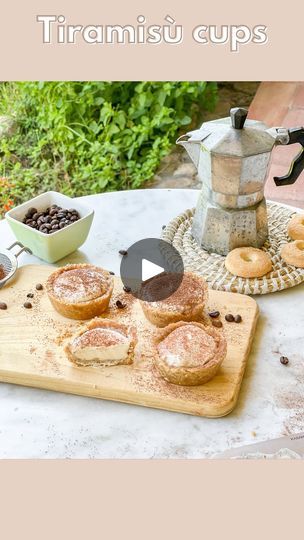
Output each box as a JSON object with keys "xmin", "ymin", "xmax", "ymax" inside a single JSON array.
[{"xmin": 6, "ymin": 191, "xmax": 94, "ymax": 263}]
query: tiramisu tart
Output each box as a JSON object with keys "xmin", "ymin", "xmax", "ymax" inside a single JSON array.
[
  {"xmin": 154, "ymin": 321, "xmax": 227, "ymax": 386},
  {"xmin": 46, "ymin": 264, "xmax": 114, "ymax": 319},
  {"xmin": 140, "ymin": 272, "xmax": 208, "ymax": 327},
  {"xmin": 65, "ymin": 318, "xmax": 136, "ymax": 367}
]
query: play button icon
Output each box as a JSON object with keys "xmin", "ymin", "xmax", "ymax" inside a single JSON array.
[
  {"xmin": 142, "ymin": 259, "xmax": 164, "ymax": 282},
  {"xmin": 120, "ymin": 238, "xmax": 184, "ymax": 302}
]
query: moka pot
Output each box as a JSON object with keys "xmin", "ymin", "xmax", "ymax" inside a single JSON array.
[{"xmin": 177, "ymin": 107, "xmax": 304, "ymax": 255}]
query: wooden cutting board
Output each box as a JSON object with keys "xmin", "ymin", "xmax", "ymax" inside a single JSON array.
[{"xmin": 0, "ymin": 265, "xmax": 259, "ymax": 418}]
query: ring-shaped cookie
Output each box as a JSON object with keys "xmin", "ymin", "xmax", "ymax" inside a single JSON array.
[
  {"xmin": 225, "ymin": 247, "xmax": 272, "ymax": 278},
  {"xmin": 287, "ymin": 214, "xmax": 304, "ymax": 241},
  {"xmin": 281, "ymin": 240, "xmax": 304, "ymax": 268}
]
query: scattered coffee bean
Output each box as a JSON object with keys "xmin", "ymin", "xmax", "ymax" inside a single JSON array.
[
  {"xmin": 27, "ymin": 293, "xmax": 34, "ymax": 298},
  {"xmin": 234, "ymin": 315, "xmax": 242, "ymax": 323},
  {"xmin": 109, "ymin": 271, "xmax": 115, "ymax": 275},
  {"xmin": 0, "ymin": 302, "xmax": 7, "ymax": 310},
  {"xmin": 22, "ymin": 205, "xmax": 80, "ymax": 235},
  {"xmin": 123, "ymin": 285, "xmax": 131, "ymax": 293},
  {"xmin": 24, "ymin": 302, "xmax": 32, "ymax": 309},
  {"xmin": 162, "ymin": 225, "xmax": 166, "ymax": 230},
  {"xmin": 212, "ymin": 320, "xmax": 223, "ymax": 328},
  {"xmin": 225, "ymin": 313, "xmax": 235, "ymax": 322},
  {"xmin": 36, "ymin": 283, "xmax": 43, "ymax": 291},
  {"xmin": 280, "ymin": 356, "xmax": 289, "ymax": 365},
  {"xmin": 119, "ymin": 249, "xmax": 128, "ymax": 256},
  {"xmin": 209, "ymin": 310, "xmax": 220, "ymax": 318},
  {"xmin": 116, "ymin": 300, "xmax": 126, "ymax": 309}
]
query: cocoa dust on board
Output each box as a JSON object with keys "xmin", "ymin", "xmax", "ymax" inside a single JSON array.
[
  {"xmin": 274, "ymin": 352, "xmax": 304, "ymax": 434},
  {"xmin": 3, "ymin": 270, "xmax": 253, "ymax": 417}
]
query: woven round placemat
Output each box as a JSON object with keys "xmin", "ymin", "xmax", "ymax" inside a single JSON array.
[{"xmin": 161, "ymin": 202, "xmax": 304, "ymax": 295}]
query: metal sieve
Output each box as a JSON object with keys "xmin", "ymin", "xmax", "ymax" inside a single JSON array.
[{"xmin": 0, "ymin": 241, "xmax": 32, "ymax": 289}]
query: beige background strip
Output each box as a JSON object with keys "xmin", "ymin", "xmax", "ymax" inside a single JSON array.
[{"xmin": 0, "ymin": 0, "xmax": 303, "ymax": 80}]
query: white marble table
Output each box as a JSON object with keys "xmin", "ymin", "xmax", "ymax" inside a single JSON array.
[{"xmin": 0, "ymin": 189, "xmax": 303, "ymax": 458}]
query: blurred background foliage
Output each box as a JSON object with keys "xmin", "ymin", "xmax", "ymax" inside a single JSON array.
[{"xmin": 0, "ymin": 81, "xmax": 218, "ymax": 216}]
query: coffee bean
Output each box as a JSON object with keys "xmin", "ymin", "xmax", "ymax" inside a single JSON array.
[
  {"xmin": 27, "ymin": 293, "xmax": 34, "ymax": 298},
  {"xmin": 209, "ymin": 310, "xmax": 220, "ymax": 318},
  {"xmin": 116, "ymin": 300, "xmax": 126, "ymax": 309},
  {"xmin": 234, "ymin": 315, "xmax": 242, "ymax": 323},
  {"xmin": 27, "ymin": 207, "xmax": 37, "ymax": 217},
  {"xmin": 22, "ymin": 204, "xmax": 80, "ymax": 233},
  {"xmin": 212, "ymin": 320, "xmax": 223, "ymax": 328},
  {"xmin": 280, "ymin": 356, "xmax": 289, "ymax": 365},
  {"xmin": 36, "ymin": 283, "xmax": 43, "ymax": 291},
  {"xmin": 0, "ymin": 302, "xmax": 7, "ymax": 310},
  {"xmin": 123, "ymin": 286, "xmax": 131, "ymax": 293},
  {"xmin": 24, "ymin": 302, "xmax": 32, "ymax": 309},
  {"xmin": 162, "ymin": 225, "xmax": 166, "ymax": 230},
  {"xmin": 109, "ymin": 271, "xmax": 115, "ymax": 275},
  {"xmin": 225, "ymin": 314, "xmax": 235, "ymax": 322},
  {"xmin": 119, "ymin": 250, "xmax": 128, "ymax": 256}
]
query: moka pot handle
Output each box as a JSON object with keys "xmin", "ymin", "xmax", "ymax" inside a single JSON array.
[{"xmin": 274, "ymin": 127, "xmax": 304, "ymax": 186}]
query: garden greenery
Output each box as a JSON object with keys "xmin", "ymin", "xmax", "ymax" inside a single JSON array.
[{"xmin": 0, "ymin": 81, "xmax": 217, "ymax": 216}]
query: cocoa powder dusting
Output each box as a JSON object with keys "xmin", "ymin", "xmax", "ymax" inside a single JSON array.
[
  {"xmin": 72, "ymin": 327, "xmax": 128, "ymax": 349},
  {"xmin": 141, "ymin": 272, "xmax": 207, "ymax": 313},
  {"xmin": 52, "ymin": 268, "xmax": 108, "ymax": 303},
  {"xmin": 158, "ymin": 325, "xmax": 217, "ymax": 368}
]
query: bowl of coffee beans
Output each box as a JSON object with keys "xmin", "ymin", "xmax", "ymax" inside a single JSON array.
[{"xmin": 5, "ymin": 191, "xmax": 94, "ymax": 263}]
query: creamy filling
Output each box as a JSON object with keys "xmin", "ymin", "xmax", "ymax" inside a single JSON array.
[
  {"xmin": 71, "ymin": 327, "xmax": 131, "ymax": 364},
  {"xmin": 158, "ymin": 325, "xmax": 217, "ymax": 368}
]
